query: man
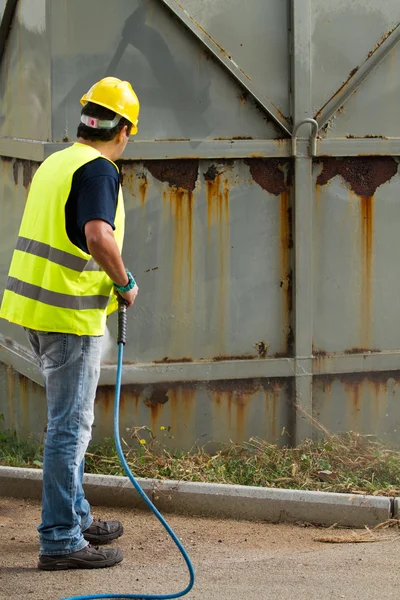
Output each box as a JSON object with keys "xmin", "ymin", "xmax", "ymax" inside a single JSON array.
[{"xmin": 0, "ymin": 77, "xmax": 139, "ymax": 570}]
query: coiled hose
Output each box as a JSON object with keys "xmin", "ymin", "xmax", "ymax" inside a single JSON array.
[{"xmin": 61, "ymin": 300, "xmax": 195, "ymax": 600}]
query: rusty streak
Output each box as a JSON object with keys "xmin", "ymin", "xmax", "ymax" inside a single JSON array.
[{"xmin": 360, "ymin": 195, "xmax": 373, "ymax": 348}]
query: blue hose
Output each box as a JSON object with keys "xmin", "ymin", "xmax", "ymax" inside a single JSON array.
[{"xmin": 61, "ymin": 304, "xmax": 195, "ymax": 600}]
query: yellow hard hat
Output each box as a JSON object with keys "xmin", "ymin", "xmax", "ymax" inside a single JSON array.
[{"xmin": 80, "ymin": 77, "xmax": 140, "ymax": 135}]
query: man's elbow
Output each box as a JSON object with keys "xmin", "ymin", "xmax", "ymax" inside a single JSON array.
[{"xmin": 85, "ymin": 222, "xmax": 113, "ymax": 250}]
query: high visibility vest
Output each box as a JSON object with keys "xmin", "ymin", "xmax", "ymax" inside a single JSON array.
[{"xmin": 0, "ymin": 143, "xmax": 125, "ymax": 336}]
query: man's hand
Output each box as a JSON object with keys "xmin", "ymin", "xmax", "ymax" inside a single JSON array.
[{"xmin": 117, "ymin": 283, "xmax": 139, "ymax": 308}]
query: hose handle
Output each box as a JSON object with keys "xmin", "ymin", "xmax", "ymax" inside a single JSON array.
[{"xmin": 117, "ymin": 296, "xmax": 128, "ymax": 345}]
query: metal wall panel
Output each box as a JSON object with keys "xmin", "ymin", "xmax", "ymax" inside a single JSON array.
[
  {"xmin": 0, "ymin": 157, "xmax": 40, "ymax": 348},
  {"xmin": 0, "ymin": 0, "xmax": 50, "ymax": 140},
  {"xmin": 313, "ymin": 373, "xmax": 400, "ymax": 446},
  {"xmin": 1, "ymin": 0, "xmax": 400, "ymax": 448},
  {"xmin": 1, "ymin": 362, "xmax": 294, "ymax": 451},
  {"xmin": 177, "ymin": 0, "xmax": 290, "ymax": 119},
  {"xmin": 0, "ymin": 362, "xmax": 46, "ymax": 441},
  {"xmin": 95, "ymin": 377, "xmax": 294, "ymax": 451},
  {"xmin": 311, "ymin": 0, "xmax": 400, "ymax": 120},
  {"xmin": 103, "ymin": 158, "xmax": 292, "ymax": 363},
  {"xmin": 324, "ymin": 47, "xmax": 400, "ymax": 138},
  {"xmin": 313, "ymin": 157, "xmax": 400, "ymax": 354},
  {"xmin": 49, "ymin": 0, "xmax": 282, "ymax": 143}
]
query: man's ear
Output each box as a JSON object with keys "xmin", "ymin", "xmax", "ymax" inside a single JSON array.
[{"xmin": 118, "ymin": 125, "xmax": 129, "ymax": 142}]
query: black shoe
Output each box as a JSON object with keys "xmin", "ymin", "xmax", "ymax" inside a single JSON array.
[
  {"xmin": 38, "ymin": 544, "xmax": 123, "ymax": 570},
  {"xmin": 83, "ymin": 519, "xmax": 124, "ymax": 544}
]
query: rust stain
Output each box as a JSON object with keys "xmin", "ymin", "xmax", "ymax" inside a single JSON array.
[
  {"xmin": 181, "ymin": 388, "xmax": 195, "ymax": 431},
  {"xmin": 144, "ymin": 159, "xmax": 199, "ymax": 192},
  {"xmin": 313, "ymin": 348, "xmax": 329, "ymax": 357},
  {"xmin": 360, "ymin": 194, "xmax": 374, "ymax": 348},
  {"xmin": 143, "ymin": 388, "xmax": 169, "ymax": 433},
  {"xmin": 23, "ymin": 162, "xmax": 34, "ymax": 189},
  {"xmin": 19, "ymin": 375, "xmax": 29, "ymax": 417},
  {"xmin": 315, "ymin": 372, "xmax": 398, "ymax": 424},
  {"xmin": 6, "ymin": 366, "xmax": 15, "ymax": 427},
  {"xmin": 92, "ymin": 378, "xmax": 295, "ymax": 446},
  {"xmin": 238, "ymin": 91, "xmax": 249, "ymax": 106},
  {"xmin": 204, "ymin": 164, "xmax": 219, "ymax": 182},
  {"xmin": 7, "ymin": 159, "xmax": 36, "ymax": 189},
  {"xmin": 170, "ymin": 187, "xmax": 194, "ymax": 309},
  {"xmin": 138, "ymin": 174, "xmax": 148, "ymax": 207},
  {"xmin": 316, "ymin": 157, "xmax": 398, "ymax": 196},
  {"xmin": 213, "ymin": 354, "xmax": 256, "ymax": 362},
  {"xmin": 13, "ymin": 160, "xmax": 18, "ymax": 185},
  {"xmin": 254, "ymin": 341, "xmax": 269, "ymax": 359},
  {"xmin": 204, "ymin": 165, "xmax": 230, "ymax": 353},
  {"xmin": 154, "ymin": 357, "xmax": 193, "ymax": 364},
  {"xmin": 368, "ymin": 25, "xmax": 399, "ymax": 59},
  {"xmin": 264, "ymin": 386, "xmax": 280, "ymax": 441},
  {"xmin": 343, "ymin": 348, "xmax": 381, "ymax": 355},
  {"xmin": 280, "ymin": 190, "xmax": 292, "ymax": 355},
  {"xmin": 234, "ymin": 392, "xmax": 250, "ymax": 442},
  {"xmin": 244, "ymin": 158, "xmax": 291, "ymax": 196}
]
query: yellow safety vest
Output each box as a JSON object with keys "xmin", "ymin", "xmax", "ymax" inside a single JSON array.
[{"xmin": 0, "ymin": 143, "xmax": 125, "ymax": 336}]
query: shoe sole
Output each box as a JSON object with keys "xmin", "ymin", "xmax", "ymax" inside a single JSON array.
[
  {"xmin": 38, "ymin": 554, "xmax": 123, "ymax": 571},
  {"xmin": 83, "ymin": 524, "xmax": 124, "ymax": 545}
]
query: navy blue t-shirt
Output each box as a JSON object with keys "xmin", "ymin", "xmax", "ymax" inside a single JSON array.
[{"xmin": 65, "ymin": 157, "xmax": 119, "ymax": 254}]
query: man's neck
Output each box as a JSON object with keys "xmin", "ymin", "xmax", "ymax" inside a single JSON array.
[{"xmin": 77, "ymin": 137, "xmax": 116, "ymax": 161}]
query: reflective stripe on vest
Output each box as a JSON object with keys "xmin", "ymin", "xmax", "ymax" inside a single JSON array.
[
  {"xmin": 6, "ymin": 277, "xmax": 109, "ymax": 310},
  {"xmin": 15, "ymin": 236, "xmax": 101, "ymax": 272}
]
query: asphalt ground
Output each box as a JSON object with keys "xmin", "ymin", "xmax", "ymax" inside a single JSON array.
[{"xmin": 1, "ymin": 497, "xmax": 400, "ymax": 600}]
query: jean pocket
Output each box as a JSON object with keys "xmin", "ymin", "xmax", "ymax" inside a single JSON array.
[{"xmin": 38, "ymin": 332, "xmax": 69, "ymax": 370}]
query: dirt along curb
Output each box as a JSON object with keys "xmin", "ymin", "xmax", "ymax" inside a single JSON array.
[{"xmin": 0, "ymin": 466, "xmax": 394, "ymax": 528}]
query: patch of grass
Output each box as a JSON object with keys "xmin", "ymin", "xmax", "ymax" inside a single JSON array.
[
  {"xmin": 0, "ymin": 430, "xmax": 43, "ymax": 468},
  {"xmin": 2, "ymin": 426, "xmax": 400, "ymax": 496}
]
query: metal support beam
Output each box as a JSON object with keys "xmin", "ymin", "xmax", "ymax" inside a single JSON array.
[
  {"xmin": 0, "ymin": 0, "xmax": 18, "ymax": 67},
  {"xmin": 291, "ymin": 0, "xmax": 314, "ymax": 443},
  {"xmin": 158, "ymin": 0, "xmax": 291, "ymax": 137},
  {"xmin": 2, "ymin": 136, "xmax": 400, "ymax": 162},
  {"xmin": 315, "ymin": 22, "xmax": 400, "ymax": 130},
  {"xmin": 0, "ymin": 138, "xmax": 293, "ymax": 161},
  {"xmin": 4, "ymin": 332, "xmax": 400, "ymax": 387}
]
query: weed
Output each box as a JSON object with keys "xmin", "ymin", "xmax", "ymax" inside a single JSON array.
[{"xmin": 2, "ymin": 428, "xmax": 400, "ymax": 496}]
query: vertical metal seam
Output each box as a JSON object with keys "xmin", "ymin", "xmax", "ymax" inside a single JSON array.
[{"xmin": 291, "ymin": 0, "xmax": 314, "ymax": 443}]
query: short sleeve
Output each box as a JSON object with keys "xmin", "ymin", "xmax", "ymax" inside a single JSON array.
[
  {"xmin": 76, "ymin": 160, "xmax": 119, "ymax": 232},
  {"xmin": 65, "ymin": 157, "xmax": 120, "ymax": 253}
]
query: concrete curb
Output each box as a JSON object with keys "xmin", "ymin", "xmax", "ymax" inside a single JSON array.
[{"xmin": 0, "ymin": 466, "xmax": 393, "ymax": 528}]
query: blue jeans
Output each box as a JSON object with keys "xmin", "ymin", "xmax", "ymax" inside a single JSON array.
[{"xmin": 25, "ymin": 329, "xmax": 103, "ymax": 555}]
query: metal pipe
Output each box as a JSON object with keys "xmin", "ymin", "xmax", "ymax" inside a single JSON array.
[{"xmin": 291, "ymin": 118, "xmax": 318, "ymax": 157}]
